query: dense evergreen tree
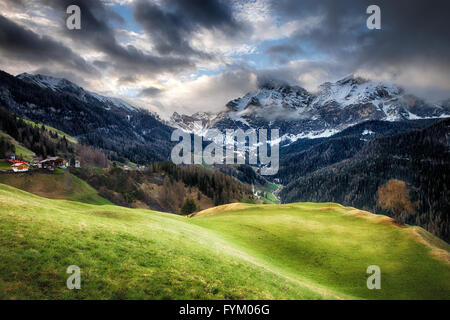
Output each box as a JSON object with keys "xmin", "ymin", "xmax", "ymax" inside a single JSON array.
[
  {"xmin": 181, "ymin": 198, "xmax": 197, "ymax": 215},
  {"xmin": 0, "ymin": 107, "xmax": 73, "ymax": 158},
  {"xmin": 0, "ymin": 137, "xmax": 15, "ymax": 158}
]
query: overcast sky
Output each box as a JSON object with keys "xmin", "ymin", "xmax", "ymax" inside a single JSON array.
[{"xmin": 0, "ymin": 0, "xmax": 449, "ymax": 118}]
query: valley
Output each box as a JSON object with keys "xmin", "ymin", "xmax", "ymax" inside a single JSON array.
[
  {"xmin": 0, "ymin": 69, "xmax": 449, "ymax": 242},
  {"xmin": 0, "ymin": 0, "xmax": 448, "ymax": 305},
  {"xmin": 0, "ymin": 68, "xmax": 449, "ymax": 300}
]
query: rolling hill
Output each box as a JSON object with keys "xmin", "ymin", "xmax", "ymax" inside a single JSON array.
[
  {"xmin": 0, "ymin": 184, "xmax": 448, "ymax": 300},
  {"xmin": 0, "ymin": 130, "xmax": 35, "ymax": 162},
  {"xmin": 0, "ymin": 170, "xmax": 110, "ymax": 205}
]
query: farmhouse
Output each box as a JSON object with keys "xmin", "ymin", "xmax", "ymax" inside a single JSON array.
[
  {"xmin": 11, "ymin": 162, "xmax": 30, "ymax": 172},
  {"xmin": 40, "ymin": 157, "xmax": 65, "ymax": 169}
]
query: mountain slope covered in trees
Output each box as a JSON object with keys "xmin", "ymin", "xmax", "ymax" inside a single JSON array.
[
  {"xmin": 71, "ymin": 162, "xmax": 253, "ymax": 214},
  {"xmin": 0, "ymin": 70, "xmax": 174, "ymax": 164},
  {"xmin": 276, "ymin": 119, "xmax": 441, "ymax": 184},
  {"xmin": 0, "ymin": 107, "xmax": 73, "ymax": 160},
  {"xmin": 281, "ymin": 118, "xmax": 450, "ymax": 241}
]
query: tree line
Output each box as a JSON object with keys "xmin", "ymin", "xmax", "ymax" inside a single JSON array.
[
  {"xmin": 72, "ymin": 163, "xmax": 253, "ymax": 214},
  {"xmin": 0, "ymin": 107, "xmax": 72, "ymax": 159}
]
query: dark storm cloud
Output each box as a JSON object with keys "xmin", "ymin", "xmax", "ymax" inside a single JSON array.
[
  {"xmin": 93, "ymin": 60, "xmax": 110, "ymax": 70},
  {"xmin": 168, "ymin": 0, "xmax": 239, "ymax": 30},
  {"xmin": 133, "ymin": 0, "xmax": 241, "ymax": 57},
  {"xmin": 265, "ymin": 44, "xmax": 304, "ymax": 64},
  {"xmin": 41, "ymin": 0, "xmax": 195, "ymax": 75},
  {"xmin": 3, "ymin": 0, "xmax": 25, "ymax": 7},
  {"xmin": 133, "ymin": 1, "xmax": 197, "ymax": 57},
  {"xmin": 255, "ymin": 60, "xmax": 348, "ymax": 90},
  {"xmin": 269, "ymin": 0, "xmax": 450, "ymax": 72},
  {"xmin": 0, "ymin": 15, "xmax": 93, "ymax": 74},
  {"xmin": 138, "ymin": 87, "xmax": 164, "ymax": 97},
  {"xmin": 118, "ymin": 75, "xmax": 138, "ymax": 85}
]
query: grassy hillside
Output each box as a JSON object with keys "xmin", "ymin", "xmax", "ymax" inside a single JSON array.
[
  {"xmin": 0, "ymin": 131, "xmax": 36, "ymax": 161},
  {"xmin": 0, "ymin": 184, "xmax": 448, "ymax": 299},
  {"xmin": 191, "ymin": 203, "xmax": 449, "ymax": 299},
  {"xmin": 0, "ymin": 171, "xmax": 110, "ymax": 205},
  {"xmin": 0, "ymin": 160, "xmax": 11, "ymax": 170},
  {"xmin": 21, "ymin": 118, "xmax": 77, "ymax": 144},
  {"xmin": 0, "ymin": 184, "xmax": 323, "ymax": 300}
]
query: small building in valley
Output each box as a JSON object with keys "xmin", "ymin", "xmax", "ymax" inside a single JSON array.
[
  {"xmin": 5, "ymin": 153, "xmax": 15, "ymax": 161},
  {"xmin": 40, "ymin": 157, "xmax": 65, "ymax": 169},
  {"xmin": 12, "ymin": 162, "xmax": 30, "ymax": 172}
]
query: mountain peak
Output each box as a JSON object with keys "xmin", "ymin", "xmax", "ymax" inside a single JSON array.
[
  {"xmin": 314, "ymin": 75, "xmax": 404, "ymax": 109},
  {"xmin": 17, "ymin": 72, "xmax": 79, "ymax": 91},
  {"xmin": 336, "ymin": 74, "xmax": 367, "ymax": 85},
  {"xmin": 258, "ymin": 79, "xmax": 290, "ymax": 90},
  {"xmin": 258, "ymin": 79, "xmax": 308, "ymax": 95},
  {"xmin": 16, "ymin": 72, "xmax": 138, "ymax": 113}
]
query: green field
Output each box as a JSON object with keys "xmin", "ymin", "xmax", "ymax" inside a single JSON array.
[
  {"xmin": 0, "ymin": 161, "xmax": 11, "ymax": 170},
  {"xmin": 0, "ymin": 184, "xmax": 448, "ymax": 300},
  {"xmin": 191, "ymin": 204, "xmax": 450, "ymax": 299}
]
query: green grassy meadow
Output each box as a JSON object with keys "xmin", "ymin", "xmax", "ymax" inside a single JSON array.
[
  {"xmin": 0, "ymin": 160, "xmax": 11, "ymax": 170},
  {"xmin": 0, "ymin": 183, "xmax": 448, "ymax": 300}
]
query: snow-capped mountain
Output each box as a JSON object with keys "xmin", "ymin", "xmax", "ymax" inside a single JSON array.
[
  {"xmin": 17, "ymin": 73, "xmax": 138, "ymax": 113},
  {"xmin": 225, "ymin": 80, "xmax": 312, "ymax": 115},
  {"xmin": 169, "ymin": 111, "xmax": 215, "ymax": 135},
  {"xmin": 310, "ymin": 75, "xmax": 446, "ymax": 122},
  {"xmin": 169, "ymin": 75, "xmax": 449, "ymax": 143}
]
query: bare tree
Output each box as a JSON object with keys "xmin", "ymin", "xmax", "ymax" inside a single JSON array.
[
  {"xmin": 376, "ymin": 179, "xmax": 416, "ymax": 224},
  {"xmin": 159, "ymin": 177, "xmax": 186, "ymax": 213},
  {"xmin": 77, "ymin": 144, "xmax": 108, "ymax": 168}
]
